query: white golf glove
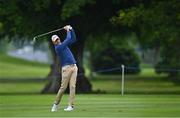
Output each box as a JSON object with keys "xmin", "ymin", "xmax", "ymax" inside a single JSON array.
[{"xmin": 67, "ymin": 25, "xmax": 72, "ymax": 30}]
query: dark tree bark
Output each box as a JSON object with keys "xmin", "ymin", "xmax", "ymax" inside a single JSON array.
[
  {"xmin": 73, "ymin": 35, "xmax": 92, "ymax": 93},
  {"xmin": 42, "ymin": 34, "xmax": 92, "ymax": 94},
  {"xmin": 41, "ymin": 40, "xmax": 61, "ymax": 93}
]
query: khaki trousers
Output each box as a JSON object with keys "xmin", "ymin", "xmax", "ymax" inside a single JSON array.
[{"xmin": 54, "ymin": 64, "xmax": 78, "ymax": 106}]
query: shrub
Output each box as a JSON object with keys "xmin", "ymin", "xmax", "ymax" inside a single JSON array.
[{"xmin": 92, "ymin": 46, "xmax": 140, "ymax": 74}]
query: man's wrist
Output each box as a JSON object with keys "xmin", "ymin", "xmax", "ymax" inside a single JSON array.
[
  {"xmin": 63, "ymin": 25, "xmax": 72, "ymax": 31},
  {"xmin": 69, "ymin": 26, "xmax": 72, "ymax": 30}
]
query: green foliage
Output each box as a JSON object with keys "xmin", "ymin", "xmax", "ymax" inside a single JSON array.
[
  {"xmin": 86, "ymin": 32, "xmax": 137, "ymax": 54},
  {"xmin": 92, "ymin": 46, "xmax": 140, "ymax": 74},
  {"xmin": 0, "ymin": 22, "xmax": 3, "ymax": 31},
  {"xmin": 155, "ymin": 39, "xmax": 180, "ymax": 78},
  {"xmin": 112, "ymin": 1, "xmax": 179, "ymax": 48},
  {"xmin": 111, "ymin": 0, "xmax": 180, "ymax": 77},
  {"xmin": 86, "ymin": 32, "xmax": 140, "ymax": 74},
  {"xmin": 0, "ymin": 0, "xmax": 96, "ymax": 39},
  {"xmin": 61, "ymin": 0, "xmax": 95, "ymax": 20}
]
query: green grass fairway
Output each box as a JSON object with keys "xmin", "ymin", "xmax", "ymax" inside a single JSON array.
[{"xmin": 1, "ymin": 94, "xmax": 180, "ymax": 117}]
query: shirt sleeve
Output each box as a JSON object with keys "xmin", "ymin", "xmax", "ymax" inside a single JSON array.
[
  {"xmin": 56, "ymin": 29, "xmax": 76, "ymax": 51},
  {"xmin": 70, "ymin": 29, "xmax": 76, "ymax": 43}
]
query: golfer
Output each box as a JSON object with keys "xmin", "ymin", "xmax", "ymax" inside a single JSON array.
[{"xmin": 51, "ymin": 25, "xmax": 78, "ymax": 112}]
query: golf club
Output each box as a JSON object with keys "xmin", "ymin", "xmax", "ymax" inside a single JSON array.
[{"xmin": 32, "ymin": 27, "xmax": 64, "ymax": 44}]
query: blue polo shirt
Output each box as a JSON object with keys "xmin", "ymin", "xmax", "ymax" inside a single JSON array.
[{"xmin": 54, "ymin": 29, "xmax": 76, "ymax": 67}]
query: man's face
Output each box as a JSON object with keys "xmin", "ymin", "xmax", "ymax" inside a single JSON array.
[{"xmin": 53, "ymin": 38, "xmax": 61, "ymax": 45}]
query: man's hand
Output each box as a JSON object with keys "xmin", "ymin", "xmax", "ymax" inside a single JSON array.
[{"xmin": 64, "ymin": 25, "xmax": 72, "ymax": 31}]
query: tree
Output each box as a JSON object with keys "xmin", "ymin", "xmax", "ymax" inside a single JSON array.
[
  {"xmin": 0, "ymin": 0, "xmax": 95, "ymax": 93},
  {"xmin": 86, "ymin": 32, "xmax": 140, "ymax": 74},
  {"xmin": 111, "ymin": 0, "xmax": 180, "ymax": 78},
  {"xmin": 0, "ymin": 0, "xmax": 128, "ymax": 93}
]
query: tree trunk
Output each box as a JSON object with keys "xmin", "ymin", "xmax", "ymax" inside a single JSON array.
[
  {"xmin": 42, "ymin": 36, "xmax": 92, "ymax": 94},
  {"xmin": 41, "ymin": 40, "xmax": 61, "ymax": 93},
  {"xmin": 73, "ymin": 37, "xmax": 92, "ymax": 93}
]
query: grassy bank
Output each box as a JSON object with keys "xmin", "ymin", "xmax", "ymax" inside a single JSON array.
[{"xmin": 0, "ymin": 53, "xmax": 50, "ymax": 78}]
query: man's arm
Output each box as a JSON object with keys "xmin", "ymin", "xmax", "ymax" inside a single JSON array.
[
  {"xmin": 56, "ymin": 25, "xmax": 76, "ymax": 50},
  {"xmin": 70, "ymin": 28, "xmax": 76, "ymax": 43},
  {"xmin": 64, "ymin": 25, "xmax": 76, "ymax": 43}
]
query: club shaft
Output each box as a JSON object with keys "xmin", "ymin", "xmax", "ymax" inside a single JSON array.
[{"xmin": 34, "ymin": 27, "xmax": 64, "ymax": 39}]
